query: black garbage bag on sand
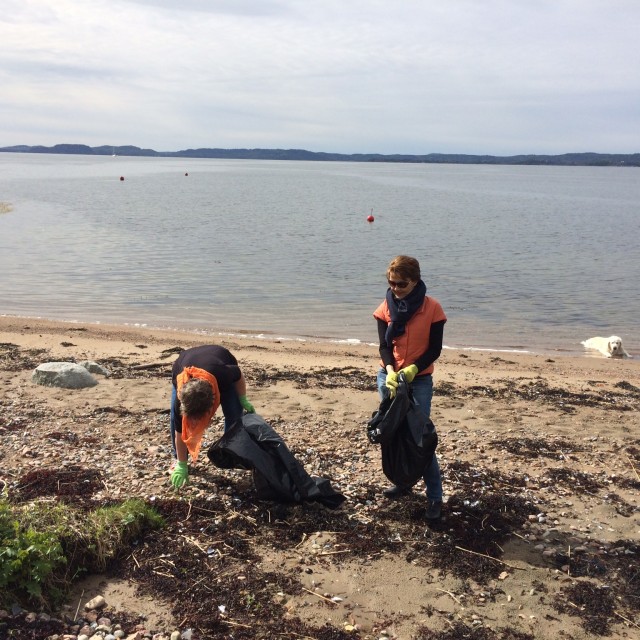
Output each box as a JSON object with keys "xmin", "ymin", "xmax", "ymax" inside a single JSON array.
[
  {"xmin": 208, "ymin": 413, "xmax": 346, "ymax": 509},
  {"xmin": 367, "ymin": 374, "xmax": 438, "ymax": 489}
]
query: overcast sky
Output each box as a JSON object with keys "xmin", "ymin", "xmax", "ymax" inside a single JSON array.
[{"xmin": 1, "ymin": 0, "xmax": 639, "ymax": 155}]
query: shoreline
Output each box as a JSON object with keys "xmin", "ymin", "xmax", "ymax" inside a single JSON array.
[{"xmin": 0, "ymin": 312, "xmax": 617, "ymax": 360}]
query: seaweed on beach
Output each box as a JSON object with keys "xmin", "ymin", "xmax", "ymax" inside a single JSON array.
[
  {"xmin": 436, "ymin": 378, "xmax": 640, "ymax": 412},
  {"xmin": 0, "ymin": 343, "xmax": 52, "ymax": 372},
  {"xmin": 245, "ymin": 364, "xmax": 376, "ymax": 391},
  {"xmin": 90, "ymin": 356, "xmax": 171, "ymax": 379},
  {"xmin": 13, "ymin": 466, "xmax": 103, "ymax": 502},
  {"xmin": 446, "ymin": 460, "xmax": 528, "ymax": 489},
  {"xmin": 553, "ymin": 581, "xmax": 616, "ymax": 635},
  {"xmin": 540, "ymin": 468, "xmax": 605, "ymax": 493},
  {"xmin": 415, "ymin": 623, "xmax": 535, "ymax": 640},
  {"xmin": 112, "ymin": 497, "xmax": 363, "ymax": 639},
  {"xmin": 613, "ymin": 380, "xmax": 640, "ymax": 394},
  {"xmin": 490, "ymin": 436, "xmax": 584, "ymax": 460},
  {"xmin": 604, "ymin": 492, "xmax": 635, "ymax": 517},
  {"xmin": 408, "ymin": 491, "xmax": 538, "ymax": 582}
]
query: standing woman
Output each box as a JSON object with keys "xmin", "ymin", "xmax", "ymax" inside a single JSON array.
[
  {"xmin": 169, "ymin": 344, "xmax": 255, "ymax": 489},
  {"xmin": 373, "ymin": 255, "xmax": 447, "ymax": 520}
]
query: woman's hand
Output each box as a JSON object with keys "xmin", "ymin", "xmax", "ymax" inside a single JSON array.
[
  {"xmin": 170, "ymin": 461, "xmax": 188, "ymax": 489},
  {"xmin": 385, "ymin": 371, "xmax": 399, "ymax": 397},
  {"xmin": 399, "ymin": 364, "xmax": 418, "ymax": 383},
  {"xmin": 239, "ymin": 395, "xmax": 255, "ymax": 413}
]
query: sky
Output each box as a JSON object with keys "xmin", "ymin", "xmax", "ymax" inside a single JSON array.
[{"xmin": 1, "ymin": 0, "xmax": 639, "ymax": 156}]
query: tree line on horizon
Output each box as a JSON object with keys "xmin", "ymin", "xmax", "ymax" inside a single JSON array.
[{"xmin": 1, "ymin": 143, "xmax": 638, "ymax": 166}]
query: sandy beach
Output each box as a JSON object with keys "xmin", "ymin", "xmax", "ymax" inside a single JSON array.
[{"xmin": 1, "ymin": 315, "xmax": 639, "ymax": 640}]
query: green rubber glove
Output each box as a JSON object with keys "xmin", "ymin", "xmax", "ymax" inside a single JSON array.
[
  {"xmin": 239, "ymin": 395, "xmax": 255, "ymax": 413},
  {"xmin": 170, "ymin": 461, "xmax": 188, "ymax": 489},
  {"xmin": 399, "ymin": 364, "xmax": 419, "ymax": 383},
  {"xmin": 385, "ymin": 371, "xmax": 399, "ymax": 398}
]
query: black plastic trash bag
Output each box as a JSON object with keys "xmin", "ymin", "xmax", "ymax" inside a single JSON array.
[
  {"xmin": 367, "ymin": 374, "xmax": 438, "ymax": 489},
  {"xmin": 208, "ymin": 413, "xmax": 346, "ymax": 509}
]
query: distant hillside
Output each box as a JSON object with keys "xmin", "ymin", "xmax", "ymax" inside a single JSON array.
[{"xmin": 1, "ymin": 143, "xmax": 638, "ymax": 166}]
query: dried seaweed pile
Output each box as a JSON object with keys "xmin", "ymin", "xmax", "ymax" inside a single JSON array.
[
  {"xmin": 0, "ymin": 342, "xmax": 52, "ymax": 372},
  {"xmin": 3, "ymin": 450, "xmax": 639, "ymax": 639},
  {"xmin": 245, "ymin": 363, "xmax": 376, "ymax": 392},
  {"xmin": 437, "ymin": 378, "xmax": 640, "ymax": 412},
  {"xmin": 489, "ymin": 436, "xmax": 585, "ymax": 460},
  {"xmin": 14, "ymin": 466, "xmax": 103, "ymax": 501}
]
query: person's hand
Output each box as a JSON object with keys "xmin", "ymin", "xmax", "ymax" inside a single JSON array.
[
  {"xmin": 399, "ymin": 364, "xmax": 419, "ymax": 383},
  {"xmin": 170, "ymin": 461, "xmax": 188, "ymax": 489},
  {"xmin": 385, "ymin": 371, "xmax": 399, "ymax": 398},
  {"xmin": 239, "ymin": 395, "xmax": 255, "ymax": 413}
]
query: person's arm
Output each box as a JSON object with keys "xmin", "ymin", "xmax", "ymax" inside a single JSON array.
[
  {"xmin": 234, "ymin": 372, "xmax": 255, "ymax": 412},
  {"xmin": 377, "ymin": 318, "xmax": 395, "ymax": 372},
  {"xmin": 175, "ymin": 430, "xmax": 189, "ymax": 463},
  {"xmin": 412, "ymin": 320, "xmax": 445, "ymax": 372},
  {"xmin": 234, "ymin": 372, "xmax": 247, "ymax": 398},
  {"xmin": 171, "ymin": 418, "xmax": 190, "ymax": 488}
]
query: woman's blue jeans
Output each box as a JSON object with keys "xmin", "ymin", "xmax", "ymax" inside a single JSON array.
[
  {"xmin": 170, "ymin": 385, "xmax": 243, "ymax": 458},
  {"xmin": 376, "ymin": 369, "xmax": 443, "ymax": 501}
]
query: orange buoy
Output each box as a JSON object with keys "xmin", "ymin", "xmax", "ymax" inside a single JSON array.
[{"xmin": 367, "ymin": 214, "xmax": 374, "ymax": 223}]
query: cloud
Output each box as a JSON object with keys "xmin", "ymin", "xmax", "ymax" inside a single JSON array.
[{"xmin": 1, "ymin": 0, "xmax": 639, "ymax": 154}]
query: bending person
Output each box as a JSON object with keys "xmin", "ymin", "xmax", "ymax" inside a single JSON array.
[{"xmin": 169, "ymin": 344, "xmax": 255, "ymax": 488}]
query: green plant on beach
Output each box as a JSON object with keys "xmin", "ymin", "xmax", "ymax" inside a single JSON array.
[
  {"xmin": 0, "ymin": 498, "xmax": 164, "ymax": 610},
  {"xmin": 87, "ymin": 499, "xmax": 164, "ymax": 570},
  {"xmin": 0, "ymin": 501, "xmax": 66, "ymax": 604}
]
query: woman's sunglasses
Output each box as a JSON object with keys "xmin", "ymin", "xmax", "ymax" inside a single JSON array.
[{"xmin": 388, "ymin": 279, "xmax": 410, "ymax": 289}]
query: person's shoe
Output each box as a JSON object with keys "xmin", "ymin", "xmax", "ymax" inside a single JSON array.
[
  {"xmin": 425, "ymin": 499, "xmax": 443, "ymax": 520},
  {"xmin": 382, "ymin": 485, "xmax": 412, "ymax": 499}
]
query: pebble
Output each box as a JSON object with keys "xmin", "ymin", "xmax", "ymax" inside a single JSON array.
[{"xmin": 85, "ymin": 596, "xmax": 107, "ymax": 610}]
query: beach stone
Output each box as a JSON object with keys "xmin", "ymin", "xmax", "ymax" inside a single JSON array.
[
  {"xmin": 84, "ymin": 595, "xmax": 106, "ymax": 610},
  {"xmin": 32, "ymin": 362, "xmax": 98, "ymax": 389},
  {"xmin": 79, "ymin": 360, "xmax": 111, "ymax": 376}
]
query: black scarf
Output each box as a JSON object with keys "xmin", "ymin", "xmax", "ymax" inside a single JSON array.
[{"xmin": 385, "ymin": 279, "xmax": 427, "ymax": 344}]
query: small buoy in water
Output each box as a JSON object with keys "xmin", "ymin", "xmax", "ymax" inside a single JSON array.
[
  {"xmin": 119, "ymin": 176, "xmax": 125, "ymax": 181},
  {"xmin": 185, "ymin": 172, "xmax": 188, "ymax": 176},
  {"xmin": 367, "ymin": 214, "xmax": 374, "ymax": 223}
]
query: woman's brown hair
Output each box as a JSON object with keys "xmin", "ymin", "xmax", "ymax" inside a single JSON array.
[{"xmin": 386, "ymin": 255, "xmax": 421, "ymax": 282}]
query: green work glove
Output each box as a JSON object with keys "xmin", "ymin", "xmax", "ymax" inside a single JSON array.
[
  {"xmin": 170, "ymin": 461, "xmax": 188, "ymax": 489},
  {"xmin": 385, "ymin": 371, "xmax": 399, "ymax": 398},
  {"xmin": 399, "ymin": 364, "xmax": 419, "ymax": 383},
  {"xmin": 239, "ymin": 395, "xmax": 255, "ymax": 413}
]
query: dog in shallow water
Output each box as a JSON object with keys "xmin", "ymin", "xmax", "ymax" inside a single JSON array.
[{"xmin": 581, "ymin": 336, "xmax": 630, "ymax": 358}]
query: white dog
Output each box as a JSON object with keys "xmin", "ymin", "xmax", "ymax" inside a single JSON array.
[{"xmin": 581, "ymin": 336, "xmax": 630, "ymax": 358}]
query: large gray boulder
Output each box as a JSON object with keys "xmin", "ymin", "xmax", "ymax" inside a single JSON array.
[{"xmin": 32, "ymin": 362, "xmax": 98, "ymax": 389}]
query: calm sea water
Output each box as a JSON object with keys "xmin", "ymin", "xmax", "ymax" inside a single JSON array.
[{"xmin": 1, "ymin": 153, "xmax": 638, "ymax": 356}]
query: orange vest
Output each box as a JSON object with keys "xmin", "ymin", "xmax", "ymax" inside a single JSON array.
[
  {"xmin": 373, "ymin": 296, "xmax": 446, "ymax": 375},
  {"xmin": 176, "ymin": 366, "xmax": 221, "ymax": 461}
]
